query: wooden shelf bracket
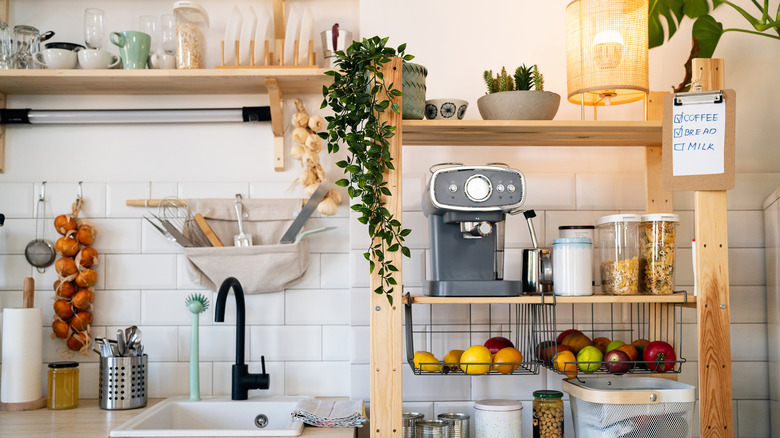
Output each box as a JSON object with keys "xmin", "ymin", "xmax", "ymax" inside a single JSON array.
[{"xmin": 264, "ymin": 77, "xmax": 285, "ymax": 171}]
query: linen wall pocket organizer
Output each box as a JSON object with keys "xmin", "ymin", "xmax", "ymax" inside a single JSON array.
[{"xmin": 183, "ymin": 198, "xmax": 310, "ymax": 294}]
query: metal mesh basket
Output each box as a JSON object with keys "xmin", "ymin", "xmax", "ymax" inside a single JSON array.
[
  {"xmin": 99, "ymin": 354, "xmax": 148, "ymax": 410},
  {"xmin": 562, "ymin": 377, "xmax": 695, "ymax": 438}
]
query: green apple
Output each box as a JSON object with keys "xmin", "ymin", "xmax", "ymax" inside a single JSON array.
[
  {"xmin": 606, "ymin": 340, "xmax": 625, "ymax": 353},
  {"xmin": 576, "ymin": 345, "xmax": 604, "ymax": 373}
]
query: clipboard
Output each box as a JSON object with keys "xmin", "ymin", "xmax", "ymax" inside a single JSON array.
[{"xmin": 662, "ymin": 89, "xmax": 736, "ymax": 191}]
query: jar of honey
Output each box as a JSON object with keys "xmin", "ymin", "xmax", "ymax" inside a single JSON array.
[{"xmin": 47, "ymin": 361, "xmax": 79, "ymax": 410}]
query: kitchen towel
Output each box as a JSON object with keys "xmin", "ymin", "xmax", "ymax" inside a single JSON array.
[
  {"xmin": 291, "ymin": 398, "xmax": 366, "ymax": 427},
  {"xmin": 1, "ymin": 308, "xmax": 43, "ymax": 403}
]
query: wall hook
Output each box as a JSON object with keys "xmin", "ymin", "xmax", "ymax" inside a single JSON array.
[
  {"xmin": 39, "ymin": 181, "xmax": 47, "ymax": 202},
  {"xmin": 77, "ymin": 181, "xmax": 83, "ymax": 200}
]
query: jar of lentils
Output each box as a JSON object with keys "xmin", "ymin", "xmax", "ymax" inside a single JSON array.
[{"xmin": 532, "ymin": 390, "xmax": 564, "ymax": 438}]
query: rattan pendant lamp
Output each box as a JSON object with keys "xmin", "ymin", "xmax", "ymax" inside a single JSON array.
[{"xmin": 566, "ymin": 0, "xmax": 649, "ymax": 119}]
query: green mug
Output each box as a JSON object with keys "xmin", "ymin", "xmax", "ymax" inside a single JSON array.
[{"xmin": 110, "ymin": 31, "xmax": 151, "ymax": 69}]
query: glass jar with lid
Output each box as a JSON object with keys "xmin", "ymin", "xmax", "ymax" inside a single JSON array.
[
  {"xmin": 47, "ymin": 361, "xmax": 79, "ymax": 410},
  {"xmin": 173, "ymin": 1, "xmax": 209, "ymax": 69},
  {"xmin": 532, "ymin": 390, "xmax": 564, "ymax": 438},
  {"xmin": 596, "ymin": 214, "xmax": 641, "ymax": 295},
  {"xmin": 639, "ymin": 213, "xmax": 680, "ymax": 295}
]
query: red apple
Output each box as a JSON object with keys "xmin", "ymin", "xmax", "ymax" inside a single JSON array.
[
  {"xmin": 604, "ymin": 349, "xmax": 633, "ymax": 375},
  {"xmin": 556, "ymin": 329, "xmax": 582, "ymax": 345},
  {"xmin": 484, "ymin": 336, "xmax": 514, "ymax": 354}
]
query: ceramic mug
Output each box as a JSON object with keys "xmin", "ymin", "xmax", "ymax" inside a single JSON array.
[
  {"xmin": 77, "ymin": 48, "xmax": 120, "ymax": 69},
  {"xmin": 149, "ymin": 52, "xmax": 175, "ymax": 69},
  {"xmin": 109, "ymin": 31, "xmax": 150, "ymax": 69},
  {"xmin": 33, "ymin": 48, "xmax": 78, "ymax": 69}
]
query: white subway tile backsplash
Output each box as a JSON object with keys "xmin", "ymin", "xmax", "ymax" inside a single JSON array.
[
  {"xmin": 212, "ymin": 361, "xmax": 285, "ymax": 397},
  {"xmin": 249, "ymin": 182, "xmax": 306, "ymax": 199},
  {"xmin": 403, "ymin": 212, "xmax": 429, "ymax": 249},
  {"xmin": 737, "ymin": 400, "xmax": 770, "ymax": 437},
  {"xmin": 177, "ymin": 255, "xmax": 207, "ymax": 290},
  {"xmin": 92, "ymin": 290, "xmax": 141, "ymax": 327},
  {"xmin": 730, "ymin": 286, "xmax": 767, "ymax": 323},
  {"xmin": 180, "ymin": 325, "xmax": 241, "ymax": 362},
  {"xmin": 305, "ymin": 217, "xmax": 349, "ymax": 254},
  {"xmin": 350, "ymin": 212, "xmax": 370, "ymax": 251},
  {"xmin": 142, "ymin": 220, "xmax": 184, "ymax": 254},
  {"xmin": 288, "ymin": 253, "xmax": 320, "ymax": 289},
  {"xmin": 106, "ymin": 182, "xmax": 153, "ymax": 218},
  {"xmin": 731, "ymin": 324, "xmax": 768, "ymax": 361},
  {"xmin": 730, "ymin": 173, "xmax": 780, "ymax": 210},
  {"xmin": 285, "ymin": 361, "xmax": 350, "ymax": 396},
  {"xmin": 732, "ymin": 361, "xmax": 769, "ymax": 399},
  {"xmin": 322, "ymin": 326, "xmax": 350, "ymax": 361},
  {"xmin": 350, "ymin": 364, "xmax": 370, "ymax": 400},
  {"xmin": 350, "ymin": 288, "xmax": 370, "ymax": 326},
  {"xmin": 178, "ymin": 182, "xmax": 250, "ymax": 200},
  {"xmin": 147, "ymin": 362, "xmax": 213, "ymax": 398},
  {"xmin": 0, "ymin": 219, "xmax": 35, "ymax": 254},
  {"xmin": 576, "ymin": 173, "xmax": 646, "ymax": 211},
  {"xmin": 402, "ymin": 175, "xmax": 425, "ymax": 212},
  {"xmin": 544, "ymin": 210, "xmax": 614, "ymax": 248},
  {"xmin": 0, "ymin": 255, "xmax": 32, "ymax": 289},
  {"xmin": 285, "ymin": 289, "xmax": 349, "ymax": 325},
  {"xmin": 728, "ymin": 210, "xmax": 765, "ymax": 248},
  {"xmin": 89, "ymin": 218, "xmax": 142, "ymax": 253},
  {"xmin": 141, "ymin": 289, "xmax": 212, "ymax": 326},
  {"xmin": 403, "ymin": 250, "xmax": 426, "ymax": 288},
  {"xmin": 350, "ymin": 326, "xmax": 369, "ymax": 364},
  {"xmin": 0, "ymin": 183, "xmax": 34, "ymax": 218},
  {"xmin": 402, "ymin": 366, "xmax": 470, "ymax": 401},
  {"xmin": 78, "ymin": 362, "xmax": 100, "ymax": 399},
  {"xmin": 729, "ymin": 248, "xmax": 766, "ymax": 286},
  {"xmin": 523, "ymin": 173, "xmax": 577, "ymax": 210},
  {"xmin": 105, "ymin": 254, "xmax": 177, "ymax": 289},
  {"xmin": 210, "ymin": 290, "xmax": 285, "ymax": 326},
  {"xmin": 350, "ymin": 250, "xmax": 370, "ymax": 288},
  {"xmin": 320, "ymin": 254, "xmax": 349, "ymax": 289},
  {"xmin": 249, "ymin": 325, "xmax": 322, "ymax": 361},
  {"xmin": 139, "ymin": 326, "xmax": 179, "ymax": 362},
  {"xmin": 36, "ymin": 182, "xmax": 106, "ymax": 219}
]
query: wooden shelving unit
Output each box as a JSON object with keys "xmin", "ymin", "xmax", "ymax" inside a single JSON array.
[{"xmin": 405, "ymin": 292, "xmax": 695, "ymax": 305}]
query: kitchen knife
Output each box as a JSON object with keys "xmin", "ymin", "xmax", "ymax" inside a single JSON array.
[
  {"xmin": 150, "ymin": 213, "xmax": 195, "ymax": 247},
  {"xmin": 279, "ymin": 182, "xmax": 330, "ymax": 244}
]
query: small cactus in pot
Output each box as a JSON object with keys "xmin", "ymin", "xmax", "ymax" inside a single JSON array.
[{"xmin": 478, "ymin": 63, "xmax": 559, "ymax": 120}]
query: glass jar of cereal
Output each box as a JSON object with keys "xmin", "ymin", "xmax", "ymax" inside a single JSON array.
[
  {"xmin": 639, "ymin": 213, "xmax": 679, "ymax": 294},
  {"xmin": 596, "ymin": 214, "xmax": 641, "ymax": 295},
  {"xmin": 174, "ymin": 1, "xmax": 209, "ymax": 69}
]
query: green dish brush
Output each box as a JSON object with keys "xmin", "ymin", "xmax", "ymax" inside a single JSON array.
[{"xmin": 185, "ymin": 293, "xmax": 209, "ymax": 401}]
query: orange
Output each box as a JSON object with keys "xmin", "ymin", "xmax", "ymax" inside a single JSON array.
[
  {"xmin": 492, "ymin": 347, "xmax": 523, "ymax": 374},
  {"xmin": 592, "ymin": 337, "xmax": 611, "ymax": 354},
  {"xmin": 552, "ymin": 350, "xmax": 578, "ymax": 378},
  {"xmin": 460, "ymin": 345, "xmax": 492, "ymax": 375},
  {"xmin": 615, "ymin": 344, "xmax": 639, "ymax": 362}
]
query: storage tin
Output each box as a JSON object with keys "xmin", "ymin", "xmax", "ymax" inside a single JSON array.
[
  {"xmin": 558, "ymin": 225, "xmax": 595, "ymax": 240},
  {"xmin": 639, "ymin": 213, "xmax": 680, "ymax": 295},
  {"xmin": 438, "ymin": 413, "xmax": 470, "ymax": 438},
  {"xmin": 415, "ymin": 419, "xmax": 448, "ymax": 438},
  {"xmin": 596, "ymin": 214, "xmax": 641, "ymax": 295},
  {"xmin": 403, "ymin": 412, "xmax": 425, "ymax": 438},
  {"xmin": 553, "ymin": 237, "xmax": 594, "ymax": 296},
  {"xmin": 474, "ymin": 399, "xmax": 522, "ymax": 438},
  {"xmin": 47, "ymin": 361, "xmax": 79, "ymax": 410}
]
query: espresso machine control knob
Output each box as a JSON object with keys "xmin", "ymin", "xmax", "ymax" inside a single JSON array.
[
  {"xmin": 475, "ymin": 221, "xmax": 493, "ymax": 236},
  {"xmin": 461, "ymin": 221, "xmax": 494, "ymax": 237},
  {"xmin": 465, "ymin": 175, "xmax": 492, "ymax": 202}
]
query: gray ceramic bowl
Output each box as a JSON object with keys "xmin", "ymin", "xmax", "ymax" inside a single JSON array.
[
  {"xmin": 477, "ymin": 90, "xmax": 561, "ymax": 120},
  {"xmin": 425, "ymin": 98, "xmax": 468, "ymax": 120}
]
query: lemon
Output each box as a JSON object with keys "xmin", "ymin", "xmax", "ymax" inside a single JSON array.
[
  {"xmin": 413, "ymin": 351, "xmax": 442, "ymax": 372},
  {"xmin": 443, "ymin": 349, "xmax": 465, "ymax": 371},
  {"xmin": 460, "ymin": 345, "xmax": 492, "ymax": 375}
]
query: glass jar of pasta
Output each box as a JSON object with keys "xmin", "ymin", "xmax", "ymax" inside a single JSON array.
[
  {"xmin": 596, "ymin": 214, "xmax": 641, "ymax": 295},
  {"xmin": 174, "ymin": 1, "xmax": 209, "ymax": 69},
  {"xmin": 639, "ymin": 214, "xmax": 679, "ymax": 295}
]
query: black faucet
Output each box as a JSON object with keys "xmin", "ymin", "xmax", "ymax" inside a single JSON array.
[{"xmin": 214, "ymin": 277, "xmax": 270, "ymax": 400}]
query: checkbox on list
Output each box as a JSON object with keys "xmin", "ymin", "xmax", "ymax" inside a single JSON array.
[
  {"xmin": 674, "ymin": 127, "xmax": 683, "ymax": 138},
  {"xmin": 674, "ymin": 143, "xmax": 684, "ymax": 151},
  {"xmin": 674, "ymin": 114, "xmax": 682, "ymax": 123}
]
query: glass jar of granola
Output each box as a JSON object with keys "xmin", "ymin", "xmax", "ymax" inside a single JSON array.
[
  {"xmin": 639, "ymin": 214, "xmax": 679, "ymax": 295},
  {"xmin": 174, "ymin": 1, "xmax": 209, "ymax": 69},
  {"xmin": 597, "ymin": 214, "xmax": 641, "ymax": 295}
]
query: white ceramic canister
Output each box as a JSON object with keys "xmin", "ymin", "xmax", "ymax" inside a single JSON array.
[
  {"xmin": 558, "ymin": 225, "xmax": 595, "ymax": 240},
  {"xmin": 552, "ymin": 237, "xmax": 594, "ymax": 296},
  {"xmin": 474, "ymin": 399, "xmax": 522, "ymax": 438}
]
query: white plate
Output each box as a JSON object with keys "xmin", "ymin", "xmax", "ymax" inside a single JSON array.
[
  {"xmin": 298, "ymin": 6, "xmax": 314, "ymax": 65},
  {"xmin": 239, "ymin": 6, "xmax": 257, "ymax": 65},
  {"xmin": 283, "ymin": 6, "xmax": 300, "ymax": 66},
  {"xmin": 253, "ymin": 6, "xmax": 272, "ymax": 66},
  {"xmin": 223, "ymin": 5, "xmax": 242, "ymax": 66}
]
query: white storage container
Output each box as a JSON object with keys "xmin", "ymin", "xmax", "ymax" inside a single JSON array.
[
  {"xmin": 552, "ymin": 237, "xmax": 593, "ymax": 296},
  {"xmin": 474, "ymin": 399, "xmax": 522, "ymax": 438}
]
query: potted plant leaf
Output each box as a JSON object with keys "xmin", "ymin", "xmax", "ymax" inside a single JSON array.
[
  {"xmin": 477, "ymin": 64, "xmax": 561, "ymax": 120},
  {"xmin": 320, "ymin": 36, "xmax": 413, "ymax": 305}
]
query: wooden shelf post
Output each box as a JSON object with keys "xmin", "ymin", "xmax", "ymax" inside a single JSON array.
[
  {"xmin": 693, "ymin": 58, "xmax": 734, "ymax": 437},
  {"xmin": 370, "ymin": 57, "xmax": 404, "ymax": 438},
  {"xmin": 264, "ymin": 77, "xmax": 285, "ymax": 171},
  {"xmin": 0, "ymin": 0, "xmax": 7, "ymax": 173}
]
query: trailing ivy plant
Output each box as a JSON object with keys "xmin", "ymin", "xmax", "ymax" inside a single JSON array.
[{"xmin": 320, "ymin": 36, "xmax": 413, "ymax": 305}]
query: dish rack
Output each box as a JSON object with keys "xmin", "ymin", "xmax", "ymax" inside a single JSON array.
[
  {"xmin": 541, "ymin": 292, "xmax": 689, "ymax": 376},
  {"xmin": 403, "ymin": 293, "xmax": 556, "ymax": 376}
]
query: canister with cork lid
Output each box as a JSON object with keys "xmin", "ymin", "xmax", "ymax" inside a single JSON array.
[{"xmin": 474, "ymin": 399, "xmax": 522, "ymax": 438}]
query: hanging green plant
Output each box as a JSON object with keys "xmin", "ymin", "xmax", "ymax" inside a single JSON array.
[{"xmin": 320, "ymin": 36, "xmax": 414, "ymax": 305}]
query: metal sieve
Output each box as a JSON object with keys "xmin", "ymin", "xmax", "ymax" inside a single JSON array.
[{"xmin": 25, "ymin": 184, "xmax": 55, "ymax": 272}]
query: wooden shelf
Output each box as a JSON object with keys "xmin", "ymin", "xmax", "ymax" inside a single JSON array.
[
  {"xmin": 405, "ymin": 292, "xmax": 695, "ymax": 305},
  {"xmin": 0, "ymin": 68, "xmax": 331, "ymax": 95},
  {"xmin": 402, "ymin": 120, "xmax": 662, "ymax": 146}
]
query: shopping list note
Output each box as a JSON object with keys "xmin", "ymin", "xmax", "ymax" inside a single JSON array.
[{"xmin": 671, "ymin": 101, "xmax": 726, "ymax": 176}]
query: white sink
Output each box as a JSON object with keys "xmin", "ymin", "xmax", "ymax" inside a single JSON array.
[{"xmin": 110, "ymin": 396, "xmax": 307, "ymax": 437}]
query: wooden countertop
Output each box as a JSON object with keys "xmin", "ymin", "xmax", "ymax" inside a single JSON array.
[{"xmin": 0, "ymin": 399, "xmax": 355, "ymax": 438}]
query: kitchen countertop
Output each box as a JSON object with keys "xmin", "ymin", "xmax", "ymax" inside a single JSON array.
[{"xmin": 0, "ymin": 399, "xmax": 355, "ymax": 438}]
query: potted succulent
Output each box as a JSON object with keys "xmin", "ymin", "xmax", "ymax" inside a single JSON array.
[{"xmin": 477, "ymin": 64, "xmax": 561, "ymax": 120}]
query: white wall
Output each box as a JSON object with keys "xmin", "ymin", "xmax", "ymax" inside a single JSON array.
[{"xmin": 0, "ymin": 1, "xmax": 777, "ymax": 437}]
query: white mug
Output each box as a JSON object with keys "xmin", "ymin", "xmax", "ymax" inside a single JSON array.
[
  {"xmin": 77, "ymin": 49, "xmax": 120, "ymax": 69},
  {"xmin": 149, "ymin": 52, "xmax": 176, "ymax": 69},
  {"xmin": 33, "ymin": 48, "xmax": 78, "ymax": 69}
]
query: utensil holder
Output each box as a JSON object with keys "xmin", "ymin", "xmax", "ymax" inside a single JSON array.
[{"xmin": 99, "ymin": 354, "xmax": 147, "ymax": 410}]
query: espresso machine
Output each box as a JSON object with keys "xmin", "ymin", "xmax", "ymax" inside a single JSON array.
[{"xmin": 423, "ymin": 164, "xmax": 526, "ymax": 296}]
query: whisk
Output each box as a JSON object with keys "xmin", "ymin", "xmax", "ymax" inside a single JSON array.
[{"xmin": 158, "ymin": 198, "xmax": 212, "ymax": 247}]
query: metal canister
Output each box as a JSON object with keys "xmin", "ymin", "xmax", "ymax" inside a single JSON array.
[
  {"xmin": 403, "ymin": 412, "xmax": 425, "ymax": 438},
  {"xmin": 474, "ymin": 399, "xmax": 522, "ymax": 438},
  {"xmin": 438, "ymin": 413, "xmax": 470, "ymax": 438},
  {"xmin": 416, "ymin": 420, "xmax": 448, "ymax": 438}
]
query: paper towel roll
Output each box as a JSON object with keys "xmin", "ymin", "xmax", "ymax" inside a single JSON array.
[{"xmin": 1, "ymin": 308, "xmax": 43, "ymax": 403}]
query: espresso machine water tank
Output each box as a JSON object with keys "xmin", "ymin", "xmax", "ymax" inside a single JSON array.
[{"xmin": 423, "ymin": 164, "xmax": 526, "ymax": 296}]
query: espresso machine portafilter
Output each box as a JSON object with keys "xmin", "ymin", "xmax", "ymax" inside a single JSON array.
[{"xmin": 423, "ymin": 164, "xmax": 526, "ymax": 297}]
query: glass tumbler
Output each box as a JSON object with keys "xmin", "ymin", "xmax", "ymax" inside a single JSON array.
[
  {"xmin": 139, "ymin": 15, "xmax": 160, "ymax": 53},
  {"xmin": 13, "ymin": 25, "xmax": 41, "ymax": 69},
  {"xmin": 161, "ymin": 14, "xmax": 177, "ymax": 55},
  {"xmin": 0, "ymin": 21, "xmax": 11, "ymax": 69},
  {"xmin": 84, "ymin": 8, "xmax": 105, "ymax": 49}
]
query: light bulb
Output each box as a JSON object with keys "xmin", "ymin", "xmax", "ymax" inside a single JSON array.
[{"xmin": 592, "ymin": 30, "xmax": 624, "ymax": 69}]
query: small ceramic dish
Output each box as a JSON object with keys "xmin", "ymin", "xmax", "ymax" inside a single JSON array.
[
  {"xmin": 425, "ymin": 98, "xmax": 468, "ymax": 120},
  {"xmin": 45, "ymin": 42, "xmax": 85, "ymax": 51}
]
